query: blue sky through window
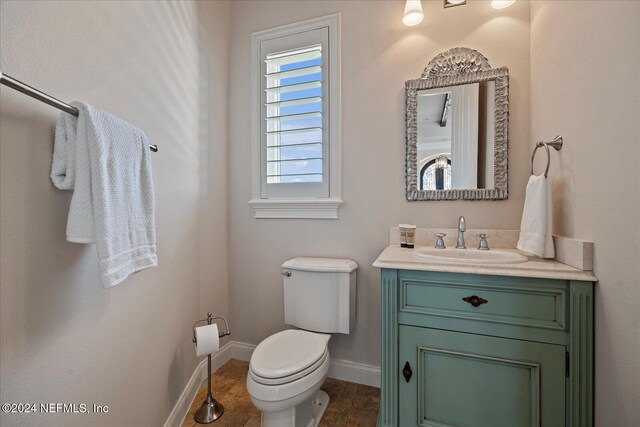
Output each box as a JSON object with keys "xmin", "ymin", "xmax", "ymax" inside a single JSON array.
[{"xmin": 267, "ymin": 54, "xmax": 323, "ymax": 183}]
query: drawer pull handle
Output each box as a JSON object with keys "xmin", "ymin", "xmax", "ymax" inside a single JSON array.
[
  {"xmin": 463, "ymin": 295, "xmax": 488, "ymax": 307},
  {"xmin": 402, "ymin": 361, "xmax": 413, "ymax": 383}
]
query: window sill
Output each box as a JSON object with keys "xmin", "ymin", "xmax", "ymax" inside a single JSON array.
[{"xmin": 248, "ymin": 198, "xmax": 343, "ymax": 219}]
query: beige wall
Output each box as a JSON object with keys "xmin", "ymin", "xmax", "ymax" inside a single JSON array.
[
  {"xmin": 198, "ymin": 1, "xmax": 231, "ymax": 335},
  {"xmin": 530, "ymin": 1, "xmax": 640, "ymax": 424},
  {"xmin": 229, "ymin": 0, "xmax": 530, "ymax": 365},
  {"xmin": 0, "ymin": 1, "xmax": 229, "ymax": 426}
]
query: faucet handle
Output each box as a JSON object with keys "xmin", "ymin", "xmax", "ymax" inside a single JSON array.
[
  {"xmin": 434, "ymin": 233, "xmax": 446, "ymax": 249},
  {"xmin": 477, "ymin": 234, "xmax": 489, "ymax": 251}
]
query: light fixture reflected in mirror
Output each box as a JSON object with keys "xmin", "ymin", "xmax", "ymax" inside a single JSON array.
[
  {"xmin": 434, "ymin": 156, "xmax": 449, "ymax": 190},
  {"xmin": 491, "ymin": 0, "xmax": 517, "ymax": 9},
  {"xmin": 444, "ymin": 0, "xmax": 467, "ymax": 8},
  {"xmin": 435, "ymin": 156, "xmax": 449, "ymax": 170},
  {"xmin": 403, "ymin": 0, "xmax": 424, "ymax": 26}
]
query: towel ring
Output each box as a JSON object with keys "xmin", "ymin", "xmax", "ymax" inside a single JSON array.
[{"xmin": 530, "ymin": 135, "xmax": 563, "ymax": 178}]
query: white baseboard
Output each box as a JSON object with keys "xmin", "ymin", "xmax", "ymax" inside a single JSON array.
[
  {"xmin": 165, "ymin": 340, "xmax": 381, "ymax": 427},
  {"xmin": 229, "ymin": 340, "xmax": 256, "ymax": 362},
  {"xmin": 207, "ymin": 340, "xmax": 235, "ymax": 374},
  {"xmin": 327, "ymin": 358, "xmax": 380, "ymax": 388},
  {"xmin": 164, "ymin": 341, "xmax": 234, "ymax": 427},
  {"xmin": 221, "ymin": 341, "xmax": 380, "ymax": 387}
]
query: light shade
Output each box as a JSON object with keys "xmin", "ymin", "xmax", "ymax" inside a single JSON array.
[
  {"xmin": 491, "ymin": 0, "xmax": 517, "ymax": 9},
  {"xmin": 403, "ymin": 0, "xmax": 424, "ymax": 26},
  {"xmin": 436, "ymin": 156, "xmax": 448, "ymax": 169}
]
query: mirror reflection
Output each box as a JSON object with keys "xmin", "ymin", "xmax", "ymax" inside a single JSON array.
[
  {"xmin": 416, "ymin": 81, "xmax": 495, "ymax": 191},
  {"xmin": 405, "ymin": 47, "xmax": 508, "ymax": 200}
]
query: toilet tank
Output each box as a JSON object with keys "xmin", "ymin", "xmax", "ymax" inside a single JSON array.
[{"xmin": 282, "ymin": 257, "xmax": 358, "ymax": 334}]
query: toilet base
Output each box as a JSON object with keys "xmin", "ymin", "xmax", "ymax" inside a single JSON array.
[
  {"xmin": 310, "ymin": 390, "xmax": 329, "ymax": 427},
  {"xmin": 259, "ymin": 389, "xmax": 329, "ymax": 427}
]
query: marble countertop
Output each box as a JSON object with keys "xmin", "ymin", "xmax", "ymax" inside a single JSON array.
[{"xmin": 373, "ymin": 245, "xmax": 597, "ymax": 282}]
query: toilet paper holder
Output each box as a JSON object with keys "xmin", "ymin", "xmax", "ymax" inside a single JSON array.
[
  {"xmin": 191, "ymin": 313, "xmax": 231, "ymax": 424},
  {"xmin": 192, "ymin": 312, "xmax": 231, "ymax": 344}
]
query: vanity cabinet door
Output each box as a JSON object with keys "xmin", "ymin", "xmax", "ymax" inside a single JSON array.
[{"xmin": 398, "ymin": 325, "xmax": 565, "ymax": 427}]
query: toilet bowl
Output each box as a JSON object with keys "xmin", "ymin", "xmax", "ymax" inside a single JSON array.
[
  {"xmin": 246, "ymin": 257, "xmax": 358, "ymax": 427},
  {"xmin": 247, "ymin": 330, "xmax": 331, "ymax": 427}
]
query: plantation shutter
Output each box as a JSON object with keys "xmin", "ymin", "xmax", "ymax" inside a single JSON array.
[{"xmin": 260, "ymin": 28, "xmax": 329, "ymax": 198}]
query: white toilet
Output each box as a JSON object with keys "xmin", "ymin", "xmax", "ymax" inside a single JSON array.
[{"xmin": 246, "ymin": 257, "xmax": 358, "ymax": 427}]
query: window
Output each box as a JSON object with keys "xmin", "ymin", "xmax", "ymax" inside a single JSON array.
[
  {"xmin": 420, "ymin": 156, "xmax": 452, "ymax": 190},
  {"xmin": 250, "ymin": 14, "xmax": 341, "ymax": 219},
  {"xmin": 265, "ymin": 46, "xmax": 324, "ymax": 189}
]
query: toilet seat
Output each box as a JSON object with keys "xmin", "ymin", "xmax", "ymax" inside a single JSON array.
[
  {"xmin": 249, "ymin": 330, "xmax": 329, "ymax": 386},
  {"xmin": 250, "ymin": 350, "xmax": 328, "ymax": 386},
  {"xmin": 247, "ymin": 345, "xmax": 331, "ymax": 405}
]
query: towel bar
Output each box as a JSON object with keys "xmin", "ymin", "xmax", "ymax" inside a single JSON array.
[
  {"xmin": 530, "ymin": 135, "xmax": 563, "ymax": 177},
  {"xmin": 0, "ymin": 72, "xmax": 158, "ymax": 152}
]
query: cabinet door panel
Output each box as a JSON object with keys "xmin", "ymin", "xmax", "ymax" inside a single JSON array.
[{"xmin": 399, "ymin": 326, "xmax": 565, "ymax": 427}]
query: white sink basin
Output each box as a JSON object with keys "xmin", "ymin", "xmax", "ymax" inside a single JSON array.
[{"xmin": 412, "ymin": 248, "xmax": 528, "ymax": 265}]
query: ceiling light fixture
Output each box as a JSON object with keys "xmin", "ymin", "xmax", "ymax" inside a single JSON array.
[
  {"xmin": 444, "ymin": 0, "xmax": 467, "ymax": 8},
  {"xmin": 403, "ymin": 0, "xmax": 424, "ymax": 26},
  {"xmin": 491, "ymin": 0, "xmax": 517, "ymax": 9}
]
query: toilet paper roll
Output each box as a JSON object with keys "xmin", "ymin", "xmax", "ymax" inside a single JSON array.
[{"xmin": 195, "ymin": 323, "xmax": 219, "ymax": 357}]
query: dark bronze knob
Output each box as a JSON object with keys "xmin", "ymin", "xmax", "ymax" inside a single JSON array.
[
  {"xmin": 403, "ymin": 361, "xmax": 413, "ymax": 383},
  {"xmin": 462, "ymin": 295, "xmax": 488, "ymax": 307}
]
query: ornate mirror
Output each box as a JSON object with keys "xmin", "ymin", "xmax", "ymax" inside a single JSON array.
[{"xmin": 406, "ymin": 47, "xmax": 509, "ymax": 200}]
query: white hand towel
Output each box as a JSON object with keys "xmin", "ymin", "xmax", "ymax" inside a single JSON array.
[
  {"xmin": 517, "ymin": 175, "xmax": 555, "ymax": 258},
  {"xmin": 51, "ymin": 102, "xmax": 157, "ymax": 287}
]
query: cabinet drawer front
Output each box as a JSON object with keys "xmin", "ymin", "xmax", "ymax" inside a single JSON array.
[{"xmin": 399, "ymin": 274, "xmax": 567, "ymax": 331}]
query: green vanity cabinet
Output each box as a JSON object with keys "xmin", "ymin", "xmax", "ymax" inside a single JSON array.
[{"xmin": 379, "ymin": 268, "xmax": 594, "ymax": 427}]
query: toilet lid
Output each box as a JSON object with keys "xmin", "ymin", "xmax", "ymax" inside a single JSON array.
[{"xmin": 250, "ymin": 330, "xmax": 328, "ymax": 381}]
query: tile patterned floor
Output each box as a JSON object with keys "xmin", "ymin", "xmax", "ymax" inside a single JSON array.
[{"xmin": 181, "ymin": 359, "xmax": 380, "ymax": 427}]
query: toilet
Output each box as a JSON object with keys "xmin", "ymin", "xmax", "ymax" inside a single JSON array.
[{"xmin": 246, "ymin": 257, "xmax": 358, "ymax": 427}]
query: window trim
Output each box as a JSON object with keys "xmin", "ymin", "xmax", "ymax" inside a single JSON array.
[{"xmin": 249, "ymin": 13, "xmax": 342, "ymax": 219}]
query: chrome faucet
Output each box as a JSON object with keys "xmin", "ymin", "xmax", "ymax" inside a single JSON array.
[{"xmin": 456, "ymin": 216, "xmax": 466, "ymax": 249}]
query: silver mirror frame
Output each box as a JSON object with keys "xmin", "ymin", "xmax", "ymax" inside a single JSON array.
[{"xmin": 406, "ymin": 47, "xmax": 509, "ymax": 200}]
